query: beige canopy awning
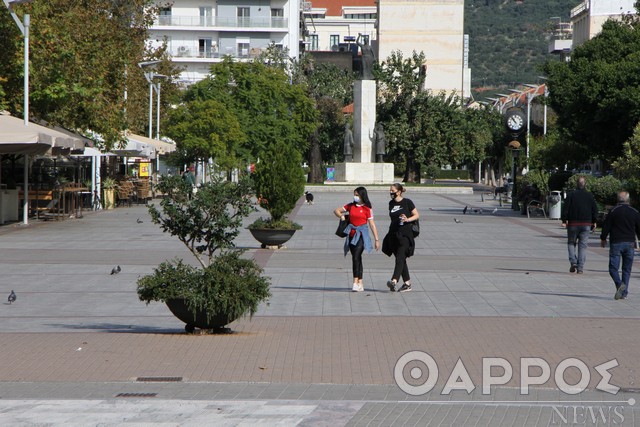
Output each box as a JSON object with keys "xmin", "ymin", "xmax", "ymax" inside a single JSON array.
[
  {"xmin": 0, "ymin": 113, "xmax": 53, "ymax": 155},
  {"xmin": 109, "ymin": 138, "xmax": 153, "ymax": 158},
  {"xmin": 126, "ymin": 133, "xmax": 176, "ymax": 155},
  {"xmin": 0, "ymin": 113, "xmax": 89, "ymax": 156}
]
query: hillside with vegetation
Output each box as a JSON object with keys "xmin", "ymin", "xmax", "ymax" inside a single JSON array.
[{"xmin": 465, "ymin": 0, "xmax": 582, "ymax": 92}]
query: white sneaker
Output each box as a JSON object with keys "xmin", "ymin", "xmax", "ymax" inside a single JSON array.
[
  {"xmin": 357, "ymin": 283, "xmax": 364, "ymax": 292},
  {"xmin": 352, "ymin": 283, "xmax": 360, "ymax": 292}
]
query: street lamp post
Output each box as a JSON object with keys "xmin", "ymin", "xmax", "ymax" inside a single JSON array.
[
  {"xmin": 137, "ymin": 60, "xmax": 163, "ymax": 138},
  {"xmin": 509, "ymin": 141, "xmax": 522, "ymax": 211},
  {"xmin": 138, "ymin": 61, "xmax": 167, "ymax": 185},
  {"xmin": 3, "ymin": 0, "xmax": 33, "ymax": 225}
]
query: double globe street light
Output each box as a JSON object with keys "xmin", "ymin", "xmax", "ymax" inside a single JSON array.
[{"xmin": 138, "ymin": 60, "xmax": 167, "ymax": 139}]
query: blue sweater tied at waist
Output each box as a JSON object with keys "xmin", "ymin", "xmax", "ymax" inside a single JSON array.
[{"xmin": 343, "ymin": 223, "xmax": 374, "ymax": 256}]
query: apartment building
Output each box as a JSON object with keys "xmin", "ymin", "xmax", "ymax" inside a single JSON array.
[
  {"xmin": 302, "ymin": 0, "xmax": 377, "ymax": 53},
  {"xmin": 571, "ymin": 0, "xmax": 636, "ymax": 48},
  {"xmin": 148, "ymin": 0, "xmax": 301, "ymax": 84}
]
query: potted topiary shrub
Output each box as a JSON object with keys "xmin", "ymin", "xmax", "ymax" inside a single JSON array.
[
  {"xmin": 249, "ymin": 140, "xmax": 306, "ymax": 248},
  {"xmin": 136, "ymin": 175, "xmax": 271, "ymax": 333},
  {"xmin": 101, "ymin": 177, "xmax": 117, "ymax": 209}
]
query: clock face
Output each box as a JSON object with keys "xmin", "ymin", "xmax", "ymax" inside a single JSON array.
[{"xmin": 506, "ymin": 111, "xmax": 525, "ymax": 131}]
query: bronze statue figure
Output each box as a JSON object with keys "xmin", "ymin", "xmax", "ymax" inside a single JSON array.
[
  {"xmin": 374, "ymin": 123, "xmax": 386, "ymax": 162},
  {"xmin": 356, "ymin": 34, "xmax": 375, "ymax": 80},
  {"xmin": 343, "ymin": 123, "xmax": 354, "ymax": 162}
]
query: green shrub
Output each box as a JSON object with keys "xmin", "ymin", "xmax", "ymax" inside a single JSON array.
[
  {"xmin": 564, "ymin": 174, "xmax": 597, "ymax": 193},
  {"xmin": 137, "ymin": 254, "xmax": 271, "ymax": 322},
  {"xmin": 519, "ymin": 169, "xmax": 550, "ymax": 196},
  {"xmin": 252, "ymin": 140, "xmax": 305, "ymax": 227},
  {"xmin": 436, "ymin": 169, "xmax": 470, "ymax": 180},
  {"xmin": 564, "ymin": 174, "xmax": 623, "ymax": 206},
  {"xmin": 423, "ymin": 164, "xmax": 440, "ymax": 180},
  {"xmin": 591, "ymin": 175, "xmax": 624, "ymax": 206}
]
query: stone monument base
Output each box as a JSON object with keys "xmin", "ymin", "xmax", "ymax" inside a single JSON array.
[{"xmin": 334, "ymin": 162, "xmax": 394, "ymax": 184}]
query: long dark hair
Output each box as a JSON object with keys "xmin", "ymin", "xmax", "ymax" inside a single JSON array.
[{"xmin": 355, "ymin": 186, "xmax": 372, "ymax": 208}]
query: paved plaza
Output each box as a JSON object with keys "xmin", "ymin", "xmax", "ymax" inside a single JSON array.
[{"xmin": 0, "ymin": 186, "xmax": 639, "ymax": 426}]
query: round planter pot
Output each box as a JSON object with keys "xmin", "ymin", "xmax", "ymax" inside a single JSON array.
[
  {"xmin": 249, "ymin": 228, "xmax": 297, "ymax": 248},
  {"xmin": 166, "ymin": 298, "xmax": 237, "ymax": 333}
]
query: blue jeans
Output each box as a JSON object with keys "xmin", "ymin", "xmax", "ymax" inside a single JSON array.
[
  {"xmin": 567, "ymin": 226, "xmax": 591, "ymax": 271},
  {"xmin": 609, "ymin": 242, "xmax": 635, "ymax": 297}
]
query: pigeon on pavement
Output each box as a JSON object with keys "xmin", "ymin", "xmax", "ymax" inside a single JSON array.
[
  {"xmin": 8, "ymin": 290, "xmax": 16, "ymax": 304},
  {"xmin": 110, "ymin": 265, "xmax": 121, "ymax": 275},
  {"xmin": 463, "ymin": 206, "xmax": 468, "ymax": 215},
  {"xmin": 136, "ymin": 218, "xmax": 143, "ymax": 224},
  {"xmin": 454, "ymin": 218, "xmax": 463, "ymax": 223}
]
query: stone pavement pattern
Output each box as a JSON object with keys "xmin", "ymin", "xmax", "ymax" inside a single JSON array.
[{"xmin": 0, "ymin": 187, "xmax": 639, "ymax": 426}]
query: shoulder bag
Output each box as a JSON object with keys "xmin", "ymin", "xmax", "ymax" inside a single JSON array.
[{"xmin": 411, "ymin": 220, "xmax": 420, "ymax": 238}]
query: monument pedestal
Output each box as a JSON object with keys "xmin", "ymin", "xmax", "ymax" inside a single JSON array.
[{"xmin": 334, "ymin": 162, "xmax": 394, "ymax": 184}]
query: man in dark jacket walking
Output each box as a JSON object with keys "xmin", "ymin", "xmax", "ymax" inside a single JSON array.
[
  {"xmin": 561, "ymin": 176, "xmax": 598, "ymax": 274},
  {"xmin": 600, "ymin": 191, "xmax": 640, "ymax": 300}
]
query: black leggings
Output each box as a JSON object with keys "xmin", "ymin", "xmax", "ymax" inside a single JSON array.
[
  {"xmin": 349, "ymin": 236, "xmax": 365, "ymax": 279},
  {"xmin": 392, "ymin": 235, "xmax": 411, "ymax": 283}
]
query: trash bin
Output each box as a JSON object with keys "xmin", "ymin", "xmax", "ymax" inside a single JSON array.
[{"xmin": 548, "ymin": 191, "xmax": 562, "ymax": 219}]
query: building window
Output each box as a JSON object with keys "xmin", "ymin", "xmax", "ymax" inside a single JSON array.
[
  {"xmin": 237, "ymin": 7, "xmax": 250, "ymax": 26},
  {"xmin": 330, "ymin": 34, "xmax": 340, "ymax": 50},
  {"xmin": 308, "ymin": 34, "xmax": 318, "ymax": 51},
  {"xmin": 238, "ymin": 42, "xmax": 250, "ymax": 57},
  {"xmin": 271, "ymin": 8, "xmax": 284, "ymax": 27},
  {"xmin": 199, "ymin": 7, "xmax": 212, "ymax": 26},
  {"xmin": 199, "ymin": 38, "xmax": 213, "ymax": 58},
  {"xmin": 344, "ymin": 13, "xmax": 376, "ymax": 19},
  {"xmin": 159, "ymin": 7, "xmax": 171, "ymax": 25}
]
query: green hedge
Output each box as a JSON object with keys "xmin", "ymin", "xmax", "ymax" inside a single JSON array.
[
  {"xmin": 435, "ymin": 169, "xmax": 470, "ymax": 180},
  {"xmin": 564, "ymin": 174, "xmax": 624, "ymax": 207}
]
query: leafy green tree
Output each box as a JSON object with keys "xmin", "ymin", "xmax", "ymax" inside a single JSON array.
[
  {"xmin": 377, "ymin": 50, "xmax": 427, "ymax": 181},
  {"xmin": 543, "ymin": 18, "xmax": 640, "ymax": 161},
  {"xmin": 613, "ymin": 122, "xmax": 640, "ymax": 200},
  {"xmin": 164, "ymin": 99, "xmax": 247, "ymax": 172},
  {"xmin": 378, "ymin": 51, "xmax": 500, "ymax": 181},
  {"xmin": 252, "ymin": 140, "xmax": 306, "ymax": 224},
  {"xmin": 183, "ymin": 58, "xmax": 317, "ymax": 160},
  {"xmin": 289, "ymin": 55, "xmax": 354, "ymax": 183},
  {"xmin": 0, "ymin": 0, "xmax": 181, "ymax": 148}
]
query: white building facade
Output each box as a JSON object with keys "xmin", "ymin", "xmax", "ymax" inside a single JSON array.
[
  {"xmin": 148, "ymin": 0, "xmax": 301, "ymax": 84},
  {"xmin": 302, "ymin": 0, "xmax": 377, "ymax": 53},
  {"xmin": 377, "ymin": 0, "xmax": 465, "ymax": 97},
  {"xmin": 571, "ymin": 0, "xmax": 636, "ymax": 48}
]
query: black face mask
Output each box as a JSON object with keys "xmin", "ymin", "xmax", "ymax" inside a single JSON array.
[{"xmin": 390, "ymin": 192, "xmax": 397, "ymax": 199}]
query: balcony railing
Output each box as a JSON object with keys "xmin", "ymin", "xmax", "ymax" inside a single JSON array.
[
  {"xmin": 172, "ymin": 47, "xmax": 262, "ymax": 60},
  {"xmin": 156, "ymin": 15, "xmax": 288, "ymax": 28}
]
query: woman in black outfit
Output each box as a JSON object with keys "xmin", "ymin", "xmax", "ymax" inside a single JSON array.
[{"xmin": 383, "ymin": 183, "xmax": 420, "ymax": 292}]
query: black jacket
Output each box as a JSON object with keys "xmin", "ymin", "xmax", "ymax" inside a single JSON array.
[
  {"xmin": 600, "ymin": 203, "xmax": 640, "ymax": 244},
  {"xmin": 561, "ymin": 189, "xmax": 598, "ymax": 226}
]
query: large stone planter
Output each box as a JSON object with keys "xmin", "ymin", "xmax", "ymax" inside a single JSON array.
[
  {"xmin": 249, "ymin": 228, "xmax": 297, "ymax": 249},
  {"xmin": 102, "ymin": 189, "xmax": 115, "ymax": 209},
  {"xmin": 166, "ymin": 298, "xmax": 237, "ymax": 333}
]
